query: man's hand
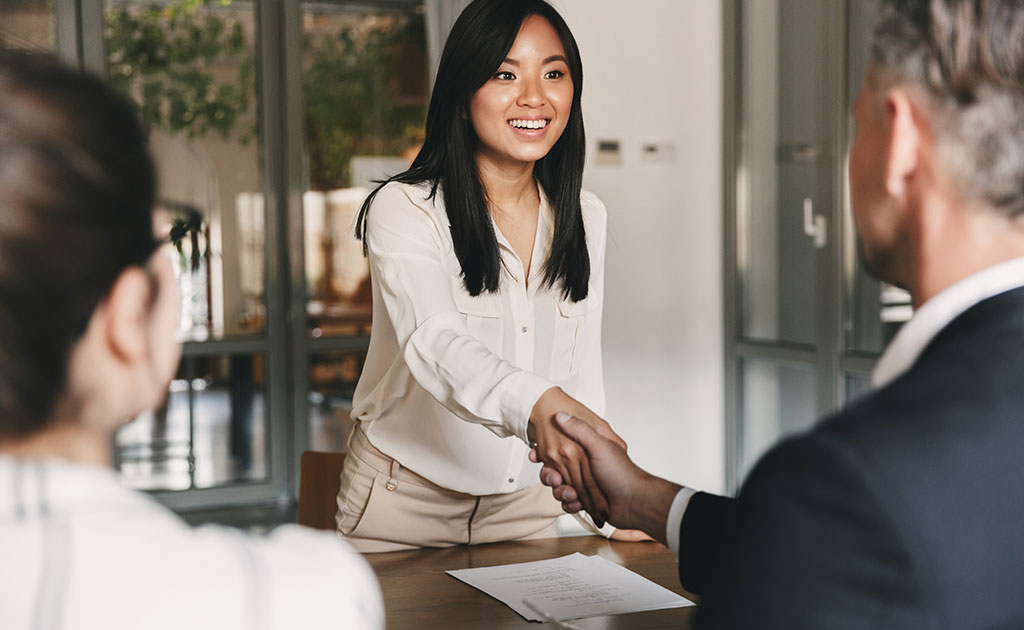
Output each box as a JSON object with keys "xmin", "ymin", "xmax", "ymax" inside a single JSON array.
[
  {"xmin": 535, "ymin": 412, "xmax": 647, "ymax": 529},
  {"xmin": 536, "ymin": 412, "xmax": 682, "ymax": 545},
  {"xmin": 528, "ymin": 388, "xmax": 627, "ymax": 528}
]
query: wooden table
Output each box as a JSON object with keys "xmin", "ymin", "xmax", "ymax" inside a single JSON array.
[{"xmin": 364, "ymin": 535, "xmax": 697, "ymax": 629}]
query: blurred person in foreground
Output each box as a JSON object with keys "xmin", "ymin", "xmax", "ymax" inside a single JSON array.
[
  {"xmin": 540, "ymin": 0, "xmax": 1024, "ymax": 627},
  {"xmin": 0, "ymin": 51, "xmax": 382, "ymax": 630}
]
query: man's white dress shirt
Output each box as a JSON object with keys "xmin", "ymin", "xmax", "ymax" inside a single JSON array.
[
  {"xmin": 0, "ymin": 457, "xmax": 383, "ymax": 630},
  {"xmin": 665, "ymin": 257, "xmax": 1024, "ymax": 553},
  {"xmin": 352, "ymin": 181, "xmax": 607, "ymax": 496}
]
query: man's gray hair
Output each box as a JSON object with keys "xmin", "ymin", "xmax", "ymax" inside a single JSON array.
[{"xmin": 872, "ymin": 0, "xmax": 1024, "ymax": 216}]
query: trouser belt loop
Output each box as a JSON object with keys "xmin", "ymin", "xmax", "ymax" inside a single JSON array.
[{"xmin": 386, "ymin": 458, "xmax": 400, "ymax": 492}]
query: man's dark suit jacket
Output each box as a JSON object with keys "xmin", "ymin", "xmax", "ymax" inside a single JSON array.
[{"xmin": 678, "ymin": 286, "xmax": 1024, "ymax": 629}]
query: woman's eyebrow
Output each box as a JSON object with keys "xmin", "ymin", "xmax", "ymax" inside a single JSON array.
[{"xmin": 501, "ymin": 54, "xmax": 569, "ymax": 66}]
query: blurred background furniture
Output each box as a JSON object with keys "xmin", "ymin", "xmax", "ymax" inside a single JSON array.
[{"xmin": 298, "ymin": 450, "xmax": 347, "ymax": 530}]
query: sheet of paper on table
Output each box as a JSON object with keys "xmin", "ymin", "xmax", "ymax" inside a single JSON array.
[{"xmin": 446, "ymin": 552, "xmax": 694, "ymax": 622}]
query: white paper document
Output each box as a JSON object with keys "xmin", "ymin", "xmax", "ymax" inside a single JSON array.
[{"xmin": 446, "ymin": 552, "xmax": 694, "ymax": 622}]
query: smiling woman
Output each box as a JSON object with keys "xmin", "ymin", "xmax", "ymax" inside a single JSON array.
[
  {"xmin": 470, "ymin": 15, "xmax": 574, "ymax": 173},
  {"xmin": 338, "ymin": 0, "xmax": 637, "ymax": 552}
]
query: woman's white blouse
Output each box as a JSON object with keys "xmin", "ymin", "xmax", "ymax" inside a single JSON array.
[{"xmin": 352, "ymin": 181, "xmax": 607, "ymax": 496}]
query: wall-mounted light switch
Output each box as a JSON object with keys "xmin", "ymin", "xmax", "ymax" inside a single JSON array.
[
  {"xmin": 596, "ymin": 139, "xmax": 621, "ymax": 166},
  {"xmin": 641, "ymin": 143, "xmax": 677, "ymax": 163}
]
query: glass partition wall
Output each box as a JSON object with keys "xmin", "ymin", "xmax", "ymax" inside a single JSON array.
[
  {"xmin": 9, "ymin": 0, "xmax": 427, "ymax": 511},
  {"xmin": 103, "ymin": 0, "xmax": 269, "ymax": 495},
  {"xmin": 724, "ymin": 0, "xmax": 909, "ymax": 490},
  {"xmin": 298, "ymin": 1, "xmax": 426, "ymax": 459}
]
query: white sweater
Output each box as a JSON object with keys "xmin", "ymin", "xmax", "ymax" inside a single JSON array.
[{"xmin": 0, "ymin": 456, "xmax": 383, "ymax": 630}]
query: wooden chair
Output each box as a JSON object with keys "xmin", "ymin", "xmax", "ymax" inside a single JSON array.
[{"xmin": 298, "ymin": 450, "xmax": 347, "ymax": 530}]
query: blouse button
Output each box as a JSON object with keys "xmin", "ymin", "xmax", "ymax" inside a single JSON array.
[
  {"xmin": 521, "ymin": 326, "xmax": 528, "ymax": 333},
  {"xmin": 508, "ymin": 477, "xmax": 515, "ymax": 484}
]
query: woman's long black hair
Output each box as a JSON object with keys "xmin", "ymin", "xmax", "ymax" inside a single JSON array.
[{"xmin": 355, "ymin": 0, "xmax": 590, "ymax": 301}]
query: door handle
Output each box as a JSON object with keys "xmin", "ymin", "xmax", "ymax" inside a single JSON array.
[{"xmin": 803, "ymin": 198, "xmax": 827, "ymax": 249}]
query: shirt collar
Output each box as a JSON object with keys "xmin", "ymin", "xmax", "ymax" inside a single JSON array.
[
  {"xmin": 434, "ymin": 181, "xmax": 553, "ymax": 234},
  {"xmin": 872, "ymin": 256, "xmax": 1024, "ymax": 388}
]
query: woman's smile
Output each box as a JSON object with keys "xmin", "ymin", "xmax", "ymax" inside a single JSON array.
[{"xmin": 507, "ymin": 117, "xmax": 552, "ymax": 137}]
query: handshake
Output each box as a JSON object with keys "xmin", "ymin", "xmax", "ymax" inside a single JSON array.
[{"xmin": 527, "ymin": 388, "xmax": 682, "ymax": 544}]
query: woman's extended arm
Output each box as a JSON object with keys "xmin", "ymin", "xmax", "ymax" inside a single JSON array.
[
  {"xmin": 365, "ymin": 184, "xmax": 623, "ymax": 519},
  {"xmin": 365, "ymin": 183, "xmax": 552, "ymax": 442},
  {"xmin": 525, "ymin": 193, "xmax": 626, "ymax": 523}
]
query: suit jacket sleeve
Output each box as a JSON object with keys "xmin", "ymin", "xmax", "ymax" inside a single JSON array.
[
  {"xmin": 693, "ymin": 434, "xmax": 923, "ymax": 630},
  {"xmin": 677, "ymin": 491, "xmax": 738, "ymax": 595}
]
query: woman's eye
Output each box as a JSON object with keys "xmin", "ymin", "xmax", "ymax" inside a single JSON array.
[
  {"xmin": 493, "ymin": 71, "xmax": 515, "ymax": 81},
  {"xmin": 545, "ymin": 70, "xmax": 565, "ymax": 80}
]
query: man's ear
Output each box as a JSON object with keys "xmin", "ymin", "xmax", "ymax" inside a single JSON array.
[
  {"xmin": 884, "ymin": 88, "xmax": 922, "ymax": 199},
  {"xmin": 101, "ymin": 267, "xmax": 152, "ymax": 364}
]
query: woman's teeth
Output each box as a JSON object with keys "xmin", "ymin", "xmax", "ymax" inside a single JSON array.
[{"xmin": 508, "ymin": 119, "xmax": 549, "ymax": 130}]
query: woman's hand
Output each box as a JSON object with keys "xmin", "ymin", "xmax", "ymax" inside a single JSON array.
[
  {"xmin": 527, "ymin": 387, "xmax": 627, "ymax": 527},
  {"xmin": 609, "ymin": 528, "xmax": 656, "ymax": 542}
]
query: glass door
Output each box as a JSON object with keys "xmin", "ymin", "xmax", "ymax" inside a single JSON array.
[
  {"xmin": 725, "ymin": 0, "xmax": 845, "ymax": 489},
  {"xmin": 725, "ymin": 0, "xmax": 908, "ymax": 491},
  {"xmin": 275, "ymin": 0, "xmax": 428, "ymax": 487},
  {"xmin": 293, "ymin": 0, "xmax": 427, "ymax": 458},
  {"xmin": 99, "ymin": 0, "xmax": 289, "ymax": 509},
  {"xmin": 4, "ymin": 0, "xmax": 429, "ymax": 511}
]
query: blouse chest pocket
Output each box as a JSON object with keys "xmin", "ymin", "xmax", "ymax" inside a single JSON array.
[
  {"xmin": 452, "ymin": 288, "xmax": 504, "ymax": 356},
  {"xmin": 551, "ymin": 296, "xmax": 595, "ymax": 379}
]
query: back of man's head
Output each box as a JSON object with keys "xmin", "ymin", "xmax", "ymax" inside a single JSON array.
[{"xmin": 871, "ymin": 0, "xmax": 1024, "ymax": 217}]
